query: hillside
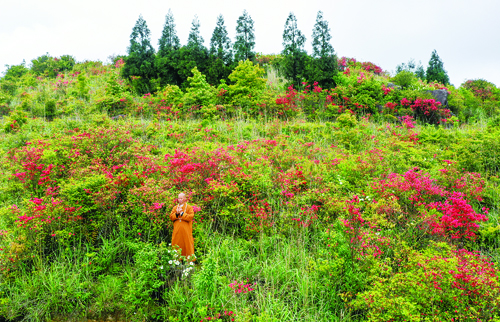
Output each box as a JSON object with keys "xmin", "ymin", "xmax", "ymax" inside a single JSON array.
[{"xmin": 0, "ymin": 55, "xmax": 500, "ymax": 321}]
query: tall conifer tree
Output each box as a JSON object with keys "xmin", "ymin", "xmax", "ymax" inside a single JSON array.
[
  {"xmin": 156, "ymin": 9, "xmax": 182, "ymax": 86},
  {"xmin": 307, "ymin": 10, "xmax": 337, "ymax": 89},
  {"xmin": 234, "ymin": 10, "xmax": 255, "ymax": 62},
  {"xmin": 158, "ymin": 9, "xmax": 180, "ymax": 56},
  {"xmin": 176, "ymin": 15, "xmax": 209, "ymax": 86},
  {"xmin": 187, "ymin": 15, "xmax": 205, "ymax": 50},
  {"xmin": 426, "ymin": 50, "xmax": 450, "ymax": 84},
  {"xmin": 282, "ymin": 12, "xmax": 307, "ymax": 87},
  {"xmin": 122, "ymin": 15, "xmax": 156, "ymax": 94},
  {"xmin": 210, "ymin": 14, "xmax": 232, "ymax": 64}
]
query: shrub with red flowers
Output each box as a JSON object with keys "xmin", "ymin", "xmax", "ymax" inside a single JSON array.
[
  {"xmin": 462, "ymin": 79, "xmax": 498, "ymax": 101},
  {"xmin": 370, "ymin": 167, "xmax": 488, "ymax": 243},
  {"xmin": 338, "ymin": 57, "xmax": 383, "ymax": 75},
  {"xmin": 352, "ymin": 243, "xmax": 500, "ymax": 321}
]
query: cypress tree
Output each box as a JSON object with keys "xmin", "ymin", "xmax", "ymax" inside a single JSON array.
[
  {"xmin": 187, "ymin": 15, "xmax": 205, "ymax": 50},
  {"xmin": 158, "ymin": 9, "xmax": 180, "ymax": 56},
  {"xmin": 307, "ymin": 10, "xmax": 337, "ymax": 89},
  {"xmin": 122, "ymin": 15, "xmax": 156, "ymax": 94},
  {"xmin": 426, "ymin": 50, "xmax": 450, "ymax": 84},
  {"xmin": 282, "ymin": 12, "xmax": 307, "ymax": 87},
  {"xmin": 210, "ymin": 14, "xmax": 232, "ymax": 64},
  {"xmin": 206, "ymin": 14, "xmax": 234, "ymax": 85},
  {"xmin": 176, "ymin": 15, "xmax": 209, "ymax": 87},
  {"xmin": 156, "ymin": 9, "xmax": 182, "ymax": 86},
  {"xmin": 234, "ymin": 10, "xmax": 255, "ymax": 62}
]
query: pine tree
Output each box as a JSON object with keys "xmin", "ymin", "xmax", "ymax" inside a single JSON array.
[
  {"xmin": 282, "ymin": 12, "xmax": 307, "ymax": 87},
  {"xmin": 234, "ymin": 10, "xmax": 255, "ymax": 62},
  {"xmin": 307, "ymin": 10, "xmax": 337, "ymax": 89},
  {"xmin": 122, "ymin": 15, "xmax": 156, "ymax": 94},
  {"xmin": 158, "ymin": 9, "xmax": 180, "ymax": 56},
  {"xmin": 210, "ymin": 14, "xmax": 232, "ymax": 64},
  {"xmin": 426, "ymin": 50, "xmax": 449, "ymax": 84}
]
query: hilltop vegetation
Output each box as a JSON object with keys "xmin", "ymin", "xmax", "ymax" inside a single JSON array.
[{"xmin": 1, "ymin": 10, "xmax": 500, "ymax": 322}]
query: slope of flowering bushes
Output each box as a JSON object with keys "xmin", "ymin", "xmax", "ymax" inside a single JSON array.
[
  {"xmin": 1, "ymin": 55, "xmax": 500, "ymax": 321},
  {"xmin": 2, "ymin": 56, "xmax": 499, "ymax": 129},
  {"xmin": 0, "ymin": 111, "xmax": 499, "ymax": 320}
]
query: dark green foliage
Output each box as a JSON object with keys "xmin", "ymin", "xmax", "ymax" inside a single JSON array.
[
  {"xmin": 233, "ymin": 10, "xmax": 256, "ymax": 62},
  {"xmin": 158, "ymin": 9, "xmax": 180, "ymax": 56},
  {"xmin": 210, "ymin": 15, "xmax": 232, "ymax": 64},
  {"xmin": 156, "ymin": 10, "xmax": 183, "ymax": 87},
  {"xmin": 426, "ymin": 50, "xmax": 449, "ymax": 85},
  {"xmin": 311, "ymin": 11, "xmax": 334, "ymax": 59},
  {"xmin": 207, "ymin": 15, "xmax": 234, "ymax": 86},
  {"xmin": 282, "ymin": 12, "xmax": 307, "ymax": 87},
  {"xmin": 155, "ymin": 49, "xmax": 183, "ymax": 87},
  {"xmin": 305, "ymin": 11, "xmax": 337, "ymax": 89},
  {"xmin": 396, "ymin": 58, "xmax": 425, "ymax": 80},
  {"xmin": 31, "ymin": 54, "xmax": 75, "ymax": 78},
  {"xmin": 187, "ymin": 15, "xmax": 205, "ymax": 50},
  {"xmin": 165, "ymin": 16, "xmax": 210, "ymax": 88},
  {"xmin": 121, "ymin": 15, "xmax": 157, "ymax": 94},
  {"xmin": 45, "ymin": 99, "xmax": 56, "ymax": 121},
  {"xmin": 176, "ymin": 46, "xmax": 210, "ymax": 88}
]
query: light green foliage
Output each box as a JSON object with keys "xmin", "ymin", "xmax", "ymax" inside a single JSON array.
[
  {"xmin": 392, "ymin": 70, "xmax": 417, "ymax": 89},
  {"xmin": 193, "ymin": 249, "xmax": 219, "ymax": 304},
  {"xmin": 123, "ymin": 242, "xmax": 164, "ymax": 315},
  {"xmin": 227, "ymin": 60, "xmax": 266, "ymax": 107},
  {"xmin": 77, "ymin": 73, "xmax": 89, "ymax": 98},
  {"xmin": 183, "ymin": 67, "xmax": 217, "ymax": 108},
  {"xmin": 3, "ymin": 109, "xmax": 28, "ymax": 132},
  {"xmin": 396, "ymin": 58, "xmax": 425, "ymax": 80}
]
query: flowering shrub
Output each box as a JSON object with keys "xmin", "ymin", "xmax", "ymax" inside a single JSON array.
[
  {"xmin": 338, "ymin": 57, "xmax": 383, "ymax": 75},
  {"xmin": 370, "ymin": 168, "xmax": 488, "ymax": 242},
  {"xmin": 352, "ymin": 243, "xmax": 500, "ymax": 321},
  {"xmin": 462, "ymin": 79, "xmax": 498, "ymax": 101},
  {"xmin": 228, "ymin": 280, "xmax": 256, "ymax": 294}
]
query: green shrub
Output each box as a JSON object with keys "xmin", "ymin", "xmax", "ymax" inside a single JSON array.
[{"xmin": 392, "ymin": 70, "xmax": 417, "ymax": 89}]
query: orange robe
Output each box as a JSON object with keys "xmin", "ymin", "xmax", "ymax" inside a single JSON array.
[{"xmin": 169, "ymin": 203, "xmax": 195, "ymax": 258}]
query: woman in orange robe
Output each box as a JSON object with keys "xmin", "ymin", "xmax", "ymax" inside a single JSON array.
[{"xmin": 169, "ymin": 193, "xmax": 195, "ymax": 259}]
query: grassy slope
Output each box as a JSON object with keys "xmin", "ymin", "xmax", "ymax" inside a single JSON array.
[{"xmin": 0, "ymin": 61, "xmax": 499, "ymax": 321}]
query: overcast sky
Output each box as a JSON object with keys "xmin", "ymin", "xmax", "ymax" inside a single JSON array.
[{"xmin": 1, "ymin": 0, "xmax": 499, "ymax": 86}]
